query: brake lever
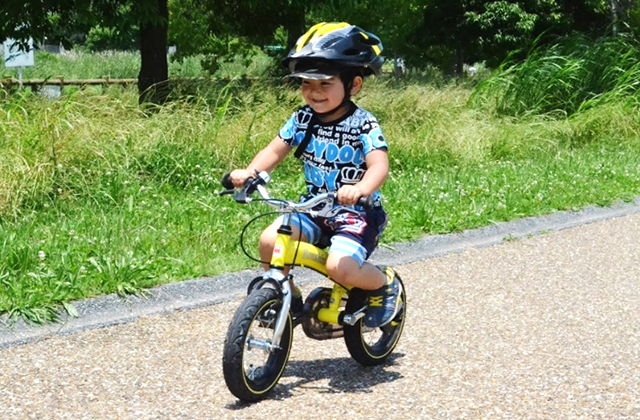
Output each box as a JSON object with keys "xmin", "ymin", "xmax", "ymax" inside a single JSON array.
[
  {"xmin": 311, "ymin": 199, "xmax": 337, "ymax": 218},
  {"xmin": 317, "ymin": 194, "xmax": 374, "ymax": 218},
  {"xmin": 219, "ymin": 171, "xmax": 270, "ymax": 203},
  {"xmin": 234, "ymin": 188, "xmax": 252, "ymax": 204}
]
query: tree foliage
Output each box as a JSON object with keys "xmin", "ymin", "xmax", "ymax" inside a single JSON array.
[
  {"xmin": 1, "ymin": 0, "xmax": 169, "ymax": 103},
  {"xmin": 2, "ymin": 0, "xmax": 638, "ymax": 88},
  {"xmin": 167, "ymin": 0, "xmax": 330, "ymax": 74},
  {"xmin": 391, "ymin": 0, "xmax": 622, "ymax": 73}
]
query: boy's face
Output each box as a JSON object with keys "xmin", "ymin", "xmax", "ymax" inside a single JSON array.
[{"xmin": 300, "ymin": 76, "xmax": 346, "ymax": 115}]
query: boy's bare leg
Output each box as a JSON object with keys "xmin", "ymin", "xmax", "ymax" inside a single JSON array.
[
  {"xmin": 326, "ymin": 252, "xmax": 401, "ymax": 327},
  {"xmin": 259, "ymin": 220, "xmax": 306, "ymax": 270},
  {"xmin": 325, "ymin": 252, "xmax": 386, "ymax": 290}
]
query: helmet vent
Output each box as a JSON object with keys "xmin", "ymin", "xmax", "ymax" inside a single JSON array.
[
  {"xmin": 319, "ymin": 35, "xmax": 341, "ymax": 50},
  {"xmin": 342, "ymin": 48, "xmax": 361, "ymax": 56}
]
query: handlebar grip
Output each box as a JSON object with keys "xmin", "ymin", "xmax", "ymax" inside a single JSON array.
[
  {"xmin": 357, "ymin": 195, "xmax": 374, "ymax": 209},
  {"xmin": 221, "ymin": 173, "xmax": 234, "ymax": 190}
]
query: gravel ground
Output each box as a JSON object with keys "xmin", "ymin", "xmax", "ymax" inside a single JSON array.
[{"xmin": 1, "ymin": 213, "xmax": 640, "ymax": 419}]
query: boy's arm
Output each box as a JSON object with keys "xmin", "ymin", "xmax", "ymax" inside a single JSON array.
[
  {"xmin": 230, "ymin": 136, "xmax": 292, "ymax": 188},
  {"xmin": 337, "ymin": 149, "xmax": 389, "ymax": 205}
]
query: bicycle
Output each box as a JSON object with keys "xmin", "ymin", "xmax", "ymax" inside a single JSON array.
[{"xmin": 219, "ymin": 171, "xmax": 406, "ymax": 402}]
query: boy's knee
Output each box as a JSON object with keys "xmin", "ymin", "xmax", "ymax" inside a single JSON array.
[
  {"xmin": 259, "ymin": 224, "xmax": 304, "ymax": 253},
  {"xmin": 326, "ymin": 253, "xmax": 358, "ymax": 283},
  {"xmin": 259, "ymin": 229, "xmax": 276, "ymax": 249},
  {"xmin": 325, "ymin": 258, "xmax": 339, "ymax": 280}
]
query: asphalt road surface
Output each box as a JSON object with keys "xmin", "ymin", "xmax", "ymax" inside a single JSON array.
[{"xmin": 1, "ymin": 202, "xmax": 639, "ymax": 419}]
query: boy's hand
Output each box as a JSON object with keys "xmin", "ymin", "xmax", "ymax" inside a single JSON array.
[
  {"xmin": 229, "ymin": 169, "xmax": 254, "ymax": 189},
  {"xmin": 337, "ymin": 185, "xmax": 364, "ymax": 206}
]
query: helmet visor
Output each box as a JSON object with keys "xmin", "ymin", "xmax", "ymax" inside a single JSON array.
[{"xmin": 286, "ymin": 60, "xmax": 341, "ymax": 80}]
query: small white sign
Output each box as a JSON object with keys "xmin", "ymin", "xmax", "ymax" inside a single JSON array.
[{"xmin": 3, "ymin": 38, "xmax": 35, "ymax": 67}]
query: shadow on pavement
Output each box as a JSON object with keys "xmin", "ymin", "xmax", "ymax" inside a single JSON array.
[{"xmin": 225, "ymin": 353, "xmax": 405, "ymax": 408}]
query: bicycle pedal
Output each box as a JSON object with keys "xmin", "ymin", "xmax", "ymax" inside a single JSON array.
[{"xmin": 342, "ymin": 307, "xmax": 367, "ymax": 326}]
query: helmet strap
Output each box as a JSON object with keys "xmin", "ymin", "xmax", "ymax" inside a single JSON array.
[{"xmin": 297, "ymin": 99, "xmax": 354, "ymax": 159}]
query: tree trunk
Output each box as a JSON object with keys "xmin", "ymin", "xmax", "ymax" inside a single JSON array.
[
  {"xmin": 284, "ymin": 6, "xmax": 306, "ymax": 51},
  {"xmin": 610, "ymin": 0, "xmax": 619, "ymax": 36},
  {"xmin": 138, "ymin": 0, "xmax": 169, "ymax": 104}
]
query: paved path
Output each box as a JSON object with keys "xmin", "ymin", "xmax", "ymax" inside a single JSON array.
[{"xmin": 1, "ymin": 206, "xmax": 640, "ymax": 419}]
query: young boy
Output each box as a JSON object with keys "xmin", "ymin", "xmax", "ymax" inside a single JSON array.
[{"xmin": 229, "ymin": 22, "xmax": 401, "ymax": 328}]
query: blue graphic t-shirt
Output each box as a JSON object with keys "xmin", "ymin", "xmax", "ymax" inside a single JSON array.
[{"xmin": 279, "ymin": 104, "xmax": 388, "ymax": 205}]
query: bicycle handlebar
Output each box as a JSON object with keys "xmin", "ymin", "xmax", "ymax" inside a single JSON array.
[
  {"xmin": 220, "ymin": 171, "xmax": 373, "ymax": 216},
  {"xmin": 220, "ymin": 173, "xmax": 235, "ymax": 191}
]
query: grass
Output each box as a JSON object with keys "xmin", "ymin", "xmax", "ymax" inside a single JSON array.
[
  {"xmin": 1, "ymin": 36, "xmax": 640, "ymax": 324},
  {"xmin": 470, "ymin": 35, "xmax": 640, "ymax": 116}
]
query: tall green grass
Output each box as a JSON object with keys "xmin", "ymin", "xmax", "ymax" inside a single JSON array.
[
  {"xmin": 1, "ymin": 36, "xmax": 640, "ymax": 324},
  {"xmin": 471, "ymin": 35, "xmax": 640, "ymax": 116}
]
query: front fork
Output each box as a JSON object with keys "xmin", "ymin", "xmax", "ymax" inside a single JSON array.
[{"xmin": 256, "ymin": 268, "xmax": 292, "ymax": 351}]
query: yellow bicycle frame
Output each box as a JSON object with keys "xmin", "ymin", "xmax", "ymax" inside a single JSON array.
[{"xmin": 270, "ymin": 229, "xmax": 350, "ymax": 325}]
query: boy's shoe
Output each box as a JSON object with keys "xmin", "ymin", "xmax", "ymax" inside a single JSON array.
[{"xmin": 364, "ymin": 267, "xmax": 402, "ymax": 328}]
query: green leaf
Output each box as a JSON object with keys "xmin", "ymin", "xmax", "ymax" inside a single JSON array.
[{"xmin": 62, "ymin": 301, "xmax": 79, "ymax": 318}]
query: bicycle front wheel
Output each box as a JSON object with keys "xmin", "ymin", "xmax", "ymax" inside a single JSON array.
[
  {"xmin": 343, "ymin": 272, "xmax": 406, "ymax": 366},
  {"xmin": 222, "ymin": 288, "xmax": 293, "ymax": 402}
]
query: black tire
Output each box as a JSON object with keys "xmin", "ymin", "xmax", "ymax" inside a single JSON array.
[
  {"xmin": 222, "ymin": 288, "xmax": 293, "ymax": 402},
  {"xmin": 343, "ymin": 273, "xmax": 406, "ymax": 366}
]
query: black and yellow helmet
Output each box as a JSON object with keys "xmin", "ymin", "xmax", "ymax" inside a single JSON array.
[{"xmin": 283, "ymin": 22, "xmax": 384, "ymax": 79}]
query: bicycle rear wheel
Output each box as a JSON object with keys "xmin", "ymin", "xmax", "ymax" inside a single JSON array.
[
  {"xmin": 343, "ymin": 270, "xmax": 406, "ymax": 366},
  {"xmin": 222, "ymin": 288, "xmax": 293, "ymax": 401}
]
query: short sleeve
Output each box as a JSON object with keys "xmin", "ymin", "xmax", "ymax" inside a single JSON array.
[
  {"xmin": 279, "ymin": 111, "xmax": 299, "ymax": 146},
  {"xmin": 360, "ymin": 119, "xmax": 388, "ymax": 155},
  {"xmin": 279, "ymin": 106, "xmax": 315, "ymax": 148}
]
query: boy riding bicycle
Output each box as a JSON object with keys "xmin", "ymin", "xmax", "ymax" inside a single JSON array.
[{"xmin": 229, "ymin": 22, "xmax": 401, "ymax": 328}]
